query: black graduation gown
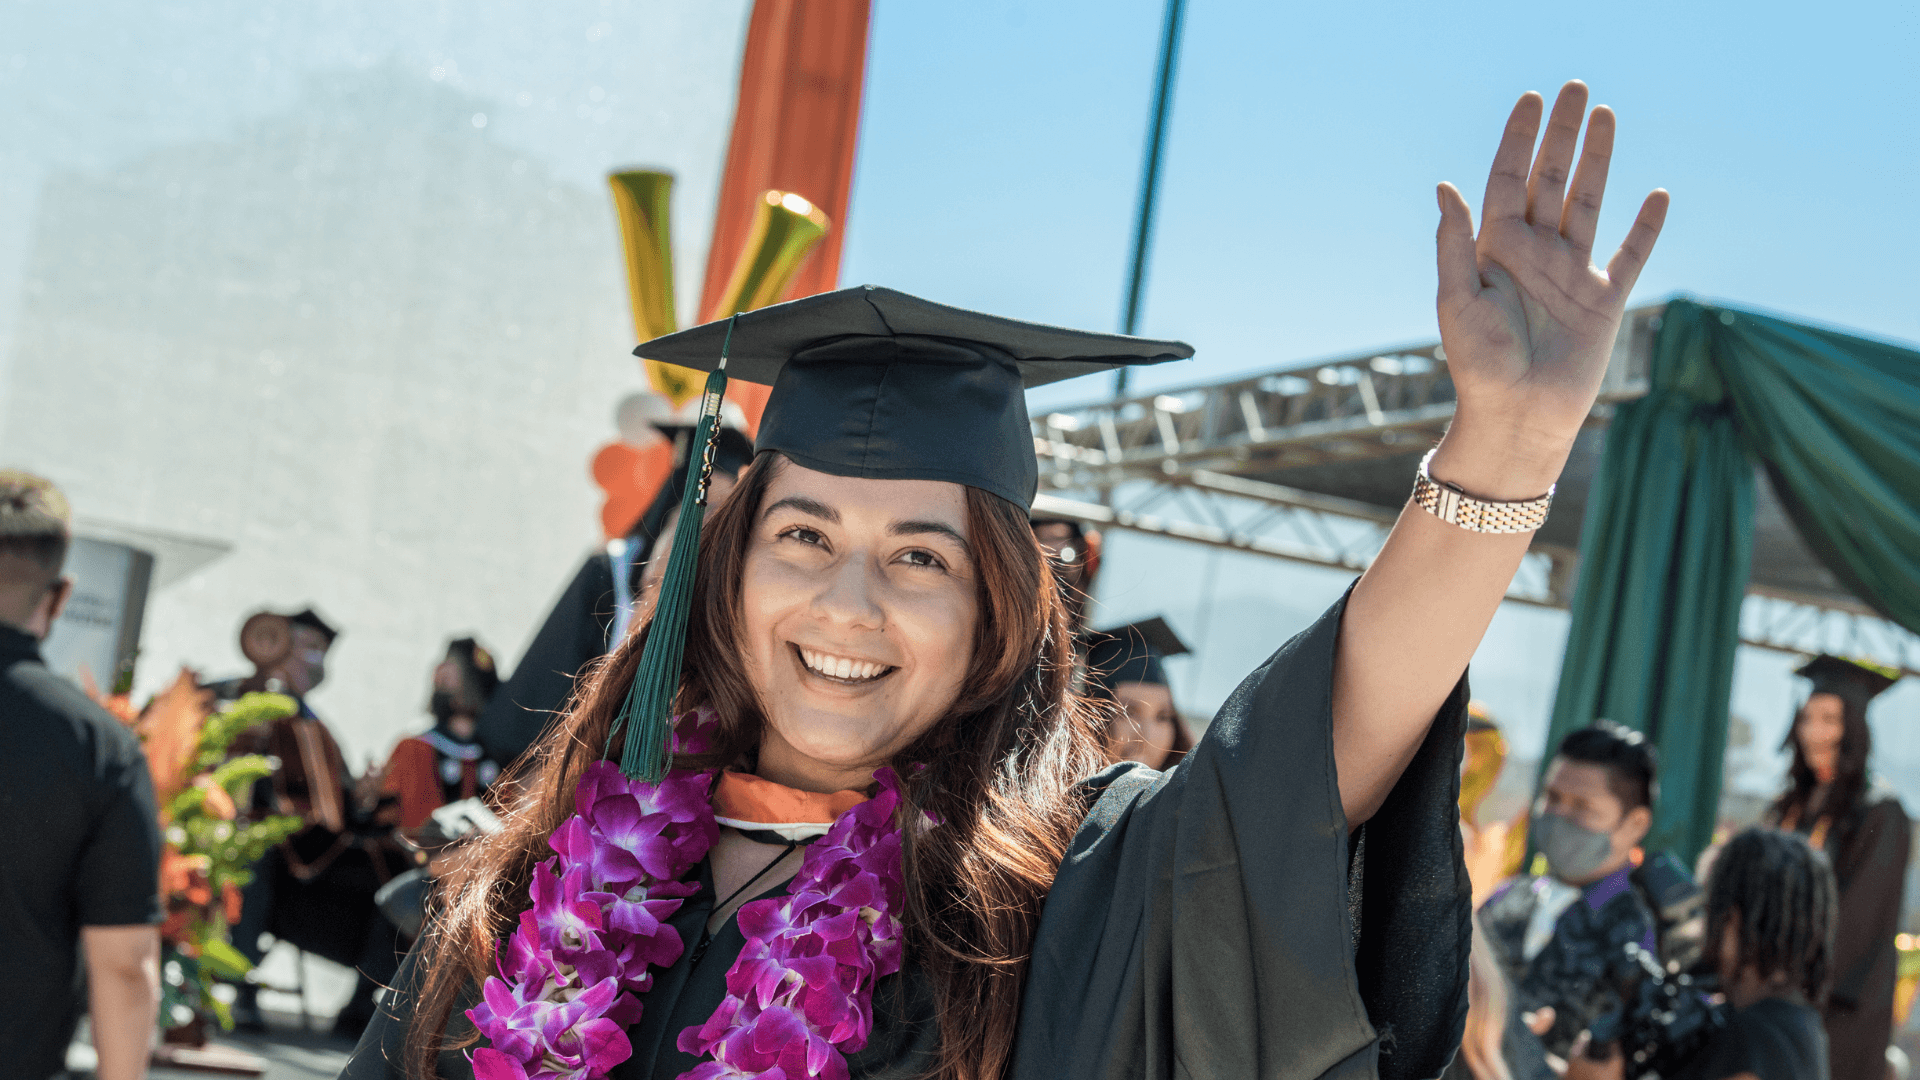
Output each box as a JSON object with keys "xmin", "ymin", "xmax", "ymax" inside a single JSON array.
[
  {"xmin": 476, "ymin": 553, "xmax": 620, "ymax": 765},
  {"xmin": 1797, "ymin": 784, "xmax": 1910, "ymax": 1080},
  {"xmin": 345, "ymin": 594, "xmax": 1470, "ymax": 1080}
]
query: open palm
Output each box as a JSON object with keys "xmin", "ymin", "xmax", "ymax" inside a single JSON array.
[{"xmin": 1437, "ymin": 81, "xmax": 1669, "ymax": 453}]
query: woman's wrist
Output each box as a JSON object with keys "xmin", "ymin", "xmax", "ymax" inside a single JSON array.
[{"xmin": 1425, "ymin": 417, "xmax": 1572, "ymax": 502}]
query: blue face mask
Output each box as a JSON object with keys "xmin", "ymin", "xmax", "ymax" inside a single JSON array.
[{"xmin": 1531, "ymin": 811, "xmax": 1617, "ymax": 882}]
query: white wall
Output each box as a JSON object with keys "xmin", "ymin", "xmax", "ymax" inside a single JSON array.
[{"xmin": 1, "ymin": 0, "xmax": 750, "ymax": 762}]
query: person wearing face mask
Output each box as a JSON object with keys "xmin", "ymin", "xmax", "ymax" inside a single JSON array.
[
  {"xmin": 381, "ymin": 638, "xmax": 506, "ymax": 833},
  {"xmin": 1563, "ymin": 826, "xmax": 1836, "ymax": 1080},
  {"xmin": 1764, "ymin": 655, "xmax": 1909, "ymax": 1080},
  {"xmin": 1083, "ymin": 617, "xmax": 1194, "ymax": 770},
  {"xmin": 214, "ymin": 608, "xmax": 411, "ymax": 1038},
  {"xmin": 1479, "ymin": 721, "xmax": 1659, "ymax": 1080}
]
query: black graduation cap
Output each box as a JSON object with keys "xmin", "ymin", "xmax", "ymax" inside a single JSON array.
[
  {"xmin": 1085, "ymin": 616, "xmax": 1191, "ymax": 691},
  {"xmin": 614, "ymin": 287, "xmax": 1191, "ymax": 781},
  {"xmin": 1795, "ymin": 654, "xmax": 1900, "ymax": 709},
  {"xmin": 634, "ymin": 285, "xmax": 1193, "ymax": 508},
  {"xmin": 288, "ymin": 607, "xmax": 338, "ymax": 644}
]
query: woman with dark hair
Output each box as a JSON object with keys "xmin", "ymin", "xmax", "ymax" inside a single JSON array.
[
  {"xmin": 1766, "ymin": 655, "xmax": 1911, "ymax": 1080},
  {"xmin": 1083, "ymin": 618, "xmax": 1195, "ymax": 770},
  {"xmin": 343, "ymin": 80, "xmax": 1668, "ymax": 1080}
]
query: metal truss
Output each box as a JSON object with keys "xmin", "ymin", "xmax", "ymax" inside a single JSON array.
[
  {"xmin": 1032, "ymin": 478, "xmax": 1576, "ymax": 608},
  {"xmin": 1032, "ymin": 306, "xmax": 1661, "ymax": 484},
  {"xmin": 1039, "ymin": 482, "xmax": 1920, "ymax": 674},
  {"xmin": 1028, "ymin": 301, "xmax": 1920, "ymax": 674},
  {"xmin": 1740, "ymin": 590, "xmax": 1920, "ymax": 676}
]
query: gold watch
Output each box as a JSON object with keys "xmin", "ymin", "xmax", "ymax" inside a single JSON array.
[{"xmin": 1411, "ymin": 449, "xmax": 1553, "ymax": 534}]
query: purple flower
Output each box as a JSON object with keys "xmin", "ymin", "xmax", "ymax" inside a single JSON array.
[
  {"xmin": 477, "ymin": 739, "xmax": 913, "ymax": 1080},
  {"xmin": 528, "ymin": 864, "xmax": 609, "ymax": 959}
]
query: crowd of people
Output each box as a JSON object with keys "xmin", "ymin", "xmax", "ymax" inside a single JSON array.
[{"xmin": 0, "ymin": 80, "xmax": 1910, "ymax": 1080}]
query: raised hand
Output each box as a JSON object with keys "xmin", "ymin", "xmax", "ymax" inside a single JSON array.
[{"xmin": 1431, "ymin": 80, "xmax": 1668, "ymax": 499}]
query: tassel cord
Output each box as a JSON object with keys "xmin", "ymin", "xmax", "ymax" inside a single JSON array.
[{"xmin": 612, "ymin": 316, "xmax": 738, "ymax": 781}]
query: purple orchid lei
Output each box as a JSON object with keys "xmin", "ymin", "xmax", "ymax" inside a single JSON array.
[{"xmin": 468, "ymin": 711, "xmax": 910, "ymax": 1080}]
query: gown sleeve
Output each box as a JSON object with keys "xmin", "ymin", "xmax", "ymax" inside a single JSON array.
[
  {"xmin": 1007, "ymin": 590, "xmax": 1471, "ymax": 1080},
  {"xmin": 341, "ymin": 943, "xmax": 480, "ymax": 1080},
  {"xmin": 1819, "ymin": 790, "xmax": 1908, "ymax": 1080},
  {"xmin": 476, "ymin": 554, "xmax": 617, "ymax": 765}
]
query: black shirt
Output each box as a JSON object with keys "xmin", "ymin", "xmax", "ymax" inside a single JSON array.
[
  {"xmin": 0, "ymin": 625, "xmax": 164, "ymax": 1080},
  {"xmin": 1672, "ymin": 996, "xmax": 1829, "ymax": 1080}
]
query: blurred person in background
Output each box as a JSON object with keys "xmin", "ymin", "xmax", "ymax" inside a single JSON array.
[
  {"xmin": 478, "ymin": 428, "xmax": 756, "ymax": 767},
  {"xmin": 0, "ymin": 470, "xmax": 162, "ymax": 1080},
  {"xmin": 371, "ymin": 638, "xmax": 509, "ymax": 947},
  {"xmin": 381, "ymin": 637, "xmax": 505, "ymax": 832},
  {"xmin": 1460, "ymin": 702, "xmax": 1525, "ymax": 906},
  {"xmin": 1565, "ymin": 826, "xmax": 1835, "ymax": 1080},
  {"xmin": 1082, "ymin": 617, "xmax": 1194, "ymax": 770},
  {"xmin": 1766, "ymin": 655, "xmax": 1910, "ymax": 1080},
  {"xmin": 215, "ymin": 607, "xmax": 408, "ymax": 1038},
  {"xmin": 1481, "ymin": 722, "xmax": 1659, "ymax": 1080},
  {"xmin": 1029, "ymin": 516, "xmax": 1100, "ymax": 632}
]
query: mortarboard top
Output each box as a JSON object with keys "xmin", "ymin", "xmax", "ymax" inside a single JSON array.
[
  {"xmin": 288, "ymin": 607, "xmax": 338, "ymax": 644},
  {"xmin": 635, "ymin": 286, "xmax": 1193, "ymax": 508},
  {"xmin": 1085, "ymin": 616, "xmax": 1190, "ymax": 691},
  {"xmin": 1795, "ymin": 653, "xmax": 1900, "ymax": 707}
]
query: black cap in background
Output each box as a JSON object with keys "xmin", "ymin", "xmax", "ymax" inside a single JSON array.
[
  {"xmin": 1085, "ymin": 616, "xmax": 1191, "ymax": 691},
  {"xmin": 1795, "ymin": 653, "xmax": 1900, "ymax": 709}
]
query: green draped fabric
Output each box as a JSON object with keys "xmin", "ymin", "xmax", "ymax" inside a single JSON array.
[
  {"xmin": 1546, "ymin": 299, "xmax": 1920, "ymax": 864},
  {"xmin": 1712, "ymin": 308, "xmax": 1920, "ymax": 630}
]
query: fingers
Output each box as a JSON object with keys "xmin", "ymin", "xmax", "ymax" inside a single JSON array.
[
  {"xmin": 1436, "ymin": 182, "xmax": 1479, "ymax": 309},
  {"xmin": 1523, "ymin": 1006, "xmax": 1557, "ymax": 1036},
  {"xmin": 1527, "ymin": 81, "xmax": 1589, "ymax": 228},
  {"xmin": 1481, "ymin": 91, "xmax": 1544, "ymax": 228},
  {"xmin": 1605, "ymin": 188, "xmax": 1671, "ymax": 295},
  {"xmin": 1559, "ymin": 105, "xmax": 1615, "ymax": 254}
]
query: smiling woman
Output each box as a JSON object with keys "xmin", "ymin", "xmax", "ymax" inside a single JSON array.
[{"xmin": 344, "ymin": 81, "xmax": 1669, "ymax": 1080}]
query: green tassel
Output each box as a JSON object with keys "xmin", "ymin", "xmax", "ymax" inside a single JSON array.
[{"xmin": 613, "ymin": 318, "xmax": 736, "ymax": 781}]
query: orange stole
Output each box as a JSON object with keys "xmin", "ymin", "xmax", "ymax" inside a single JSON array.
[{"xmin": 711, "ymin": 769, "xmax": 867, "ymax": 831}]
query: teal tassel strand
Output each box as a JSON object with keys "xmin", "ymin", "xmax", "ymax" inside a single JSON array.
[{"xmin": 613, "ymin": 317, "xmax": 736, "ymax": 781}]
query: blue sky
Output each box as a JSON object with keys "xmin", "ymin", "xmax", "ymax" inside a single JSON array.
[
  {"xmin": 839, "ymin": 0, "xmax": 1920, "ymax": 787},
  {"xmin": 4, "ymin": 0, "xmax": 1914, "ymax": 799}
]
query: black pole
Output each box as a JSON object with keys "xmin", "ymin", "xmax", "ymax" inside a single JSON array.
[{"xmin": 1115, "ymin": 0, "xmax": 1187, "ymax": 398}]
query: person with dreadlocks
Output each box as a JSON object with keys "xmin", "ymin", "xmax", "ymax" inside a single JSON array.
[
  {"xmin": 342, "ymin": 81, "xmax": 1669, "ymax": 1080},
  {"xmin": 1564, "ymin": 826, "xmax": 1836, "ymax": 1080},
  {"xmin": 1764, "ymin": 655, "xmax": 1910, "ymax": 1080}
]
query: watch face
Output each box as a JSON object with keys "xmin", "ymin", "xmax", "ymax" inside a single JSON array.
[{"xmin": 240, "ymin": 612, "xmax": 294, "ymax": 669}]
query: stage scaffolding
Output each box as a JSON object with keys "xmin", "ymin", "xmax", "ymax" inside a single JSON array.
[{"xmin": 1031, "ymin": 303, "xmax": 1920, "ymax": 675}]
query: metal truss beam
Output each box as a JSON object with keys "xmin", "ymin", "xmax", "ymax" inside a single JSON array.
[
  {"xmin": 1036, "ymin": 483, "xmax": 1920, "ymax": 677},
  {"xmin": 1033, "ymin": 306, "xmax": 1661, "ymax": 482}
]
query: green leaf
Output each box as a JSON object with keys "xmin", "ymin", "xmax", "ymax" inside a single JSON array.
[
  {"xmin": 193, "ymin": 692, "xmax": 297, "ymax": 770},
  {"xmin": 165, "ymin": 785, "xmax": 208, "ymax": 821},
  {"xmin": 199, "ymin": 937, "xmax": 254, "ymax": 979},
  {"xmin": 210, "ymin": 754, "xmax": 276, "ymax": 801}
]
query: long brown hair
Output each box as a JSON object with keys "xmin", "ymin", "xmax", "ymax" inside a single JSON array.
[
  {"xmin": 406, "ymin": 452, "xmax": 1105, "ymax": 1080},
  {"xmin": 1770, "ymin": 692, "xmax": 1873, "ymax": 840}
]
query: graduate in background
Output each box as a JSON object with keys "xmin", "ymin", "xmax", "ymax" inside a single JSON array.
[
  {"xmin": 1028, "ymin": 516, "xmax": 1100, "ymax": 632},
  {"xmin": 1083, "ymin": 616, "xmax": 1194, "ymax": 770},
  {"xmin": 382, "ymin": 637, "xmax": 505, "ymax": 831},
  {"xmin": 1766, "ymin": 654, "xmax": 1910, "ymax": 1080},
  {"xmin": 477, "ymin": 428, "xmax": 757, "ymax": 766}
]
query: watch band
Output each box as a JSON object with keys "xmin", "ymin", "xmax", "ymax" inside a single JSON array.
[{"xmin": 1412, "ymin": 449, "xmax": 1553, "ymax": 534}]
